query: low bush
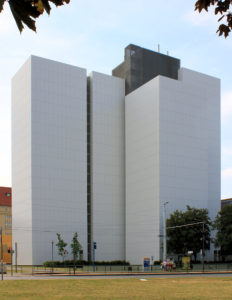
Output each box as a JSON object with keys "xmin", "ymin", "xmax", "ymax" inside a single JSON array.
[{"xmin": 43, "ymin": 260, "xmax": 130, "ymax": 267}]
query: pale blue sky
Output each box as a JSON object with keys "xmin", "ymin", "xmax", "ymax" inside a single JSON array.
[{"xmin": 0, "ymin": 1, "xmax": 231, "ymax": 198}]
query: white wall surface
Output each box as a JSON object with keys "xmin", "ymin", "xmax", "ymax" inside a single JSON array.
[
  {"xmin": 89, "ymin": 72, "xmax": 125, "ymax": 261},
  {"xmin": 125, "ymin": 68, "xmax": 220, "ymax": 264},
  {"xmin": 125, "ymin": 78, "xmax": 160, "ymax": 265},
  {"xmin": 12, "ymin": 56, "xmax": 88, "ymax": 265},
  {"xmin": 178, "ymin": 68, "xmax": 221, "ymax": 221},
  {"xmin": 159, "ymin": 69, "xmax": 220, "ymax": 222},
  {"xmin": 12, "ymin": 58, "xmax": 33, "ymax": 265},
  {"xmin": 159, "ymin": 69, "xmax": 220, "ymax": 259}
]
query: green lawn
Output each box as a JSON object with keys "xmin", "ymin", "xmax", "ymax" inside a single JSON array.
[{"xmin": 0, "ymin": 277, "xmax": 231, "ymax": 299}]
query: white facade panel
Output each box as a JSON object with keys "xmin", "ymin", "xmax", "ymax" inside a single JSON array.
[
  {"xmin": 178, "ymin": 68, "xmax": 221, "ymax": 221},
  {"xmin": 90, "ymin": 72, "xmax": 125, "ymax": 261},
  {"xmin": 159, "ymin": 69, "xmax": 220, "ymax": 259},
  {"xmin": 12, "ymin": 58, "xmax": 33, "ymax": 265},
  {"xmin": 125, "ymin": 78, "xmax": 160, "ymax": 265},
  {"xmin": 159, "ymin": 68, "xmax": 220, "ymax": 222},
  {"xmin": 12, "ymin": 56, "xmax": 87, "ymax": 265},
  {"xmin": 126, "ymin": 68, "xmax": 220, "ymax": 264}
]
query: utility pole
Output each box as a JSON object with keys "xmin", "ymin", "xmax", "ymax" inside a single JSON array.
[
  {"xmin": 163, "ymin": 202, "xmax": 168, "ymax": 262},
  {"xmin": 0, "ymin": 227, "xmax": 3, "ymax": 280}
]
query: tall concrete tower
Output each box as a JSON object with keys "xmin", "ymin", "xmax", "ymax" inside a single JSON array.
[
  {"xmin": 12, "ymin": 45, "xmax": 220, "ymax": 265},
  {"xmin": 12, "ymin": 56, "xmax": 88, "ymax": 264}
]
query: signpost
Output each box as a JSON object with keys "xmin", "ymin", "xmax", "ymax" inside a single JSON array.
[
  {"xmin": 143, "ymin": 257, "xmax": 150, "ymax": 271},
  {"xmin": 182, "ymin": 256, "xmax": 191, "ymax": 270}
]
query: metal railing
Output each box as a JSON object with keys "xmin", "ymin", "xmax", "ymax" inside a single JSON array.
[{"xmin": 4, "ymin": 262, "xmax": 232, "ymax": 276}]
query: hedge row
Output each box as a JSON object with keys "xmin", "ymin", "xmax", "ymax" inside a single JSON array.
[{"xmin": 43, "ymin": 260, "xmax": 130, "ymax": 267}]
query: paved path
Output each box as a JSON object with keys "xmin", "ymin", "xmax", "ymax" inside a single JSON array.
[{"xmin": 2, "ymin": 272, "xmax": 232, "ymax": 280}]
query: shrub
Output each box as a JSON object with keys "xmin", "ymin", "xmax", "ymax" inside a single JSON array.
[{"xmin": 43, "ymin": 260, "xmax": 130, "ymax": 267}]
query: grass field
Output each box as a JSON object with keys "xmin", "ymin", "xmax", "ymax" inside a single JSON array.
[{"xmin": 0, "ymin": 277, "xmax": 231, "ymax": 299}]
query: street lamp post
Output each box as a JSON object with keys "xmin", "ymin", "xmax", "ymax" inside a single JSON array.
[
  {"xmin": 51, "ymin": 240, "xmax": 54, "ymax": 273},
  {"xmin": 202, "ymin": 223, "xmax": 205, "ymax": 272},
  {"xmin": 163, "ymin": 202, "xmax": 168, "ymax": 262}
]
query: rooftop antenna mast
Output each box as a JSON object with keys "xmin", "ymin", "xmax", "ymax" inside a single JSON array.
[{"xmin": 158, "ymin": 44, "xmax": 160, "ymax": 53}]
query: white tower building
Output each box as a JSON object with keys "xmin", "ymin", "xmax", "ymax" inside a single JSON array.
[
  {"xmin": 89, "ymin": 72, "xmax": 125, "ymax": 261},
  {"xmin": 12, "ymin": 56, "xmax": 88, "ymax": 264},
  {"xmin": 125, "ymin": 68, "xmax": 220, "ymax": 264},
  {"xmin": 12, "ymin": 45, "xmax": 220, "ymax": 265}
]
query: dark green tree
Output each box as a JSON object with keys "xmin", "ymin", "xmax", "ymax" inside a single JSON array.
[
  {"xmin": 167, "ymin": 206, "xmax": 211, "ymax": 261},
  {"xmin": 195, "ymin": 0, "xmax": 232, "ymax": 37},
  {"xmin": 56, "ymin": 233, "xmax": 67, "ymax": 262},
  {"xmin": 70, "ymin": 232, "xmax": 82, "ymax": 273},
  {"xmin": 0, "ymin": 0, "xmax": 70, "ymax": 33},
  {"xmin": 213, "ymin": 204, "xmax": 232, "ymax": 258}
]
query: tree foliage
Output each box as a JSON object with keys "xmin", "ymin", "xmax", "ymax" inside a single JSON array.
[
  {"xmin": 0, "ymin": 0, "xmax": 70, "ymax": 33},
  {"xmin": 56, "ymin": 233, "xmax": 67, "ymax": 261},
  {"xmin": 195, "ymin": 0, "xmax": 232, "ymax": 37},
  {"xmin": 167, "ymin": 206, "xmax": 211, "ymax": 261},
  {"xmin": 213, "ymin": 204, "xmax": 232, "ymax": 256},
  {"xmin": 70, "ymin": 232, "xmax": 82, "ymax": 261}
]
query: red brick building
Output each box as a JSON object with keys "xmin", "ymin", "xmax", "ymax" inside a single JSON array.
[{"xmin": 0, "ymin": 187, "xmax": 12, "ymax": 263}]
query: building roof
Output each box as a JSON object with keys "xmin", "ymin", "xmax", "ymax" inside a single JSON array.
[
  {"xmin": 221, "ymin": 198, "xmax": 232, "ymax": 202},
  {"xmin": 221, "ymin": 198, "xmax": 232, "ymax": 209},
  {"xmin": 0, "ymin": 187, "xmax": 12, "ymax": 207}
]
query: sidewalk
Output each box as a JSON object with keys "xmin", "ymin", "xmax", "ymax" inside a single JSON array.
[
  {"xmin": 25, "ymin": 270, "xmax": 232, "ymax": 277},
  {"xmin": 1, "ymin": 270, "xmax": 232, "ymax": 280}
]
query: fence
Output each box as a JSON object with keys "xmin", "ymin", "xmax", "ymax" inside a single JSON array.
[{"xmin": 4, "ymin": 263, "xmax": 232, "ymax": 276}]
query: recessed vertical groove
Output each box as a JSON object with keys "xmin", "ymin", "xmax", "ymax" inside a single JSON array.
[{"xmin": 87, "ymin": 77, "xmax": 92, "ymax": 262}]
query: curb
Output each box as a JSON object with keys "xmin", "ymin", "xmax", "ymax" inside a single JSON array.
[{"xmin": 30, "ymin": 271, "xmax": 232, "ymax": 277}]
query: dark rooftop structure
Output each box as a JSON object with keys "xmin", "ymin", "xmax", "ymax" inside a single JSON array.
[{"xmin": 112, "ymin": 44, "xmax": 181, "ymax": 95}]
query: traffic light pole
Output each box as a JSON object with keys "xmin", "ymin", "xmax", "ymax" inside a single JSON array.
[{"xmin": 93, "ymin": 242, "xmax": 97, "ymax": 272}]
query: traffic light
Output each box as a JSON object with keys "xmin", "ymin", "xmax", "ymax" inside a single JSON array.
[{"xmin": 7, "ymin": 248, "xmax": 11, "ymax": 253}]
